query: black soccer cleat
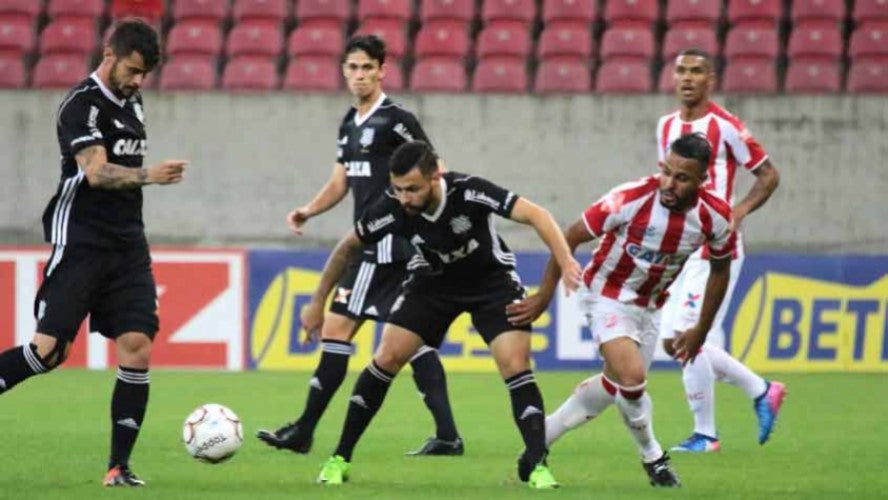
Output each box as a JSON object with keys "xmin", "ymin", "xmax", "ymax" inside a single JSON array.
[
  {"xmin": 642, "ymin": 453, "xmax": 681, "ymax": 487},
  {"xmin": 256, "ymin": 421, "xmax": 313, "ymax": 454},
  {"xmin": 405, "ymin": 436, "xmax": 465, "ymax": 456},
  {"xmin": 103, "ymin": 465, "xmax": 145, "ymax": 487}
]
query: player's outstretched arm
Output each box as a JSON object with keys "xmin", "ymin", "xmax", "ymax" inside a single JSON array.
[
  {"xmin": 287, "ymin": 163, "xmax": 349, "ymax": 235},
  {"xmin": 673, "ymin": 256, "xmax": 731, "ymax": 364},
  {"xmin": 300, "ymin": 230, "xmax": 362, "ymax": 343},
  {"xmin": 76, "ymin": 145, "xmax": 186, "ymax": 189},
  {"xmin": 732, "ymin": 160, "xmax": 779, "ymax": 230},
  {"xmin": 509, "ymin": 198, "xmax": 583, "ymax": 292}
]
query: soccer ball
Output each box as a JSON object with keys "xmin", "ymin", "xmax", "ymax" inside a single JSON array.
[{"xmin": 182, "ymin": 403, "xmax": 244, "ymax": 463}]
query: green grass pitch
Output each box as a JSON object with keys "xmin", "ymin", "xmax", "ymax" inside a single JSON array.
[{"xmin": 0, "ymin": 370, "xmax": 884, "ymax": 499}]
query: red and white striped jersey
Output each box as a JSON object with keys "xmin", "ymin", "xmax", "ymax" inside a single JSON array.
[
  {"xmin": 581, "ymin": 175, "xmax": 736, "ymax": 309},
  {"xmin": 656, "ymin": 101, "xmax": 768, "ymax": 205}
]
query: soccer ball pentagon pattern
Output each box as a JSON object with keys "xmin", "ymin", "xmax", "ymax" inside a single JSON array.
[{"xmin": 182, "ymin": 403, "xmax": 244, "ymax": 463}]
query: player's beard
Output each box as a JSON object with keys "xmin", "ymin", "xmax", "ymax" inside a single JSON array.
[{"xmin": 109, "ymin": 61, "xmax": 136, "ymax": 99}]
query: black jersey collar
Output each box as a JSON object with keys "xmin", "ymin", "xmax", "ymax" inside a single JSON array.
[
  {"xmin": 90, "ymin": 72, "xmax": 126, "ymax": 108},
  {"xmin": 353, "ymin": 92, "xmax": 387, "ymax": 127},
  {"xmin": 421, "ymin": 175, "xmax": 448, "ymax": 222}
]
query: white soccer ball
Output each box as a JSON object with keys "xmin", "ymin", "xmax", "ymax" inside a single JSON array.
[{"xmin": 182, "ymin": 403, "xmax": 244, "ymax": 463}]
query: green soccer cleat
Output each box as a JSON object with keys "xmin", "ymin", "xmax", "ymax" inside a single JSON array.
[
  {"xmin": 317, "ymin": 455, "xmax": 350, "ymax": 485},
  {"xmin": 528, "ymin": 464, "xmax": 560, "ymax": 489}
]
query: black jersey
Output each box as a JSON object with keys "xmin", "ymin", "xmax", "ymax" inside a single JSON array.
[
  {"xmin": 337, "ymin": 93, "xmax": 431, "ymax": 264},
  {"xmin": 355, "ymin": 172, "xmax": 521, "ymax": 290},
  {"xmin": 42, "ymin": 73, "xmax": 148, "ymax": 249}
]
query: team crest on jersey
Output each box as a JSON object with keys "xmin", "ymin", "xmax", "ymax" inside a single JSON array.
[
  {"xmin": 449, "ymin": 215, "xmax": 472, "ymax": 234},
  {"xmin": 359, "ymin": 128, "xmax": 375, "ymax": 148}
]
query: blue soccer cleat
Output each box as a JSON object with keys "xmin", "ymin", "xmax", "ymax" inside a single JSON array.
[
  {"xmin": 670, "ymin": 433, "xmax": 721, "ymax": 453},
  {"xmin": 754, "ymin": 380, "xmax": 786, "ymax": 444}
]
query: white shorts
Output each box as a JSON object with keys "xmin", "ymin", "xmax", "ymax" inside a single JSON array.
[
  {"xmin": 579, "ymin": 291, "xmax": 661, "ymax": 371},
  {"xmin": 658, "ymin": 250, "xmax": 744, "ymax": 348}
]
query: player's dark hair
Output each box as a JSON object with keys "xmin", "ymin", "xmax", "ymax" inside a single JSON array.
[
  {"xmin": 342, "ymin": 34, "xmax": 386, "ymax": 66},
  {"xmin": 670, "ymin": 132, "xmax": 712, "ymax": 175},
  {"xmin": 390, "ymin": 141, "xmax": 438, "ymax": 177},
  {"xmin": 108, "ymin": 19, "xmax": 160, "ymax": 71},
  {"xmin": 676, "ymin": 48, "xmax": 714, "ymax": 71}
]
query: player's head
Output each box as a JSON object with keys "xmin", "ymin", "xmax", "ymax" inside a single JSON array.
[
  {"xmin": 389, "ymin": 141, "xmax": 441, "ymax": 216},
  {"xmin": 102, "ymin": 19, "xmax": 160, "ymax": 98},
  {"xmin": 672, "ymin": 48, "xmax": 715, "ymax": 107},
  {"xmin": 660, "ymin": 132, "xmax": 712, "ymax": 210},
  {"xmin": 342, "ymin": 35, "xmax": 387, "ymax": 101}
]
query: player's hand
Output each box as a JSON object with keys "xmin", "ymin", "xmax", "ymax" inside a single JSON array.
[
  {"xmin": 730, "ymin": 207, "xmax": 747, "ymax": 233},
  {"xmin": 287, "ymin": 206, "xmax": 312, "ymax": 235},
  {"xmin": 673, "ymin": 325, "xmax": 707, "ymax": 366},
  {"xmin": 506, "ymin": 293, "xmax": 550, "ymax": 326},
  {"xmin": 147, "ymin": 160, "xmax": 187, "ymax": 185},
  {"xmin": 560, "ymin": 257, "xmax": 583, "ymax": 296},
  {"xmin": 300, "ymin": 300, "xmax": 324, "ymax": 344}
]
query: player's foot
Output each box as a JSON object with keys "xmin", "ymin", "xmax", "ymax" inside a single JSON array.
[
  {"xmin": 642, "ymin": 453, "xmax": 681, "ymax": 487},
  {"xmin": 670, "ymin": 433, "xmax": 721, "ymax": 453},
  {"xmin": 317, "ymin": 455, "xmax": 350, "ymax": 485},
  {"xmin": 405, "ymin": 436, "xmax": 464, "ymax": 456},
  {"xmin": 103, "ymin": 465, "xmax": 145, "ymax": 487},
  {"xmin": 528, "ymin": 464, "xmax": 560, "ymax": 489},
  {"xmin": 256, "ymin": 421, "xmax": 312, "ymax": 453},
  {"xmin": 517, "ymin": 449, "xmax": 552, "ymax": 483},
  {"xmin": 754, "ymin": 380, "xmax": 786, "ymax": 444}
]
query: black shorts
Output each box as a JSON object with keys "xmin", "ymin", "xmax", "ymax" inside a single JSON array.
[
  {"xmin": 34, "ymin": 244, "xmax": 159, "ymax": 342},
  {"xmin": 386, "ymin": 270, "xmax": 532, "ymax": 349},
  {"xmin": 329, "ymin": 260, "xmax": 408, "ymax": 321}
]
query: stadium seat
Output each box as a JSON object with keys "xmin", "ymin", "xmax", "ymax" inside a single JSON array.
[
  {"xmin": 600, "ymin": 27, "xmax": 655, "ymax": 61},
  {"xmin": 296, "ymin": 0, "xmax": 351, "ymax": 29},
  {"xmin": 724, "ymin": 26, "xmax": 780, "ymax": 61},
  {"xmin": 787, "ymin": 26, "xmax": 842, "ymax": 61},
  {"xmin": 481, "ymin": 0, "xmax": 536, "ymax": 28},
  {"xmin": 410, "ymin": 57, "xmax": 467, "ymax": 92},
  {"xmin": 596, "ymin": 59, "xmax": 650, "ymax": 93},
  {"xmin": 849, "ymin": 26, "xmax": 888, "ymax": 62},
  {"xmin": 159, "ymin": 56, "xmax": 217, "ymax": 90},
  {"xmin": 472, "ymin": 57, "xmax": 527, "ymax": 93},
  {"xmin": 721, "ymin": 59, "xmax": 777, "ymax": 93},
  {"xmin": 0, "ymin": 0, "xmax": 42, "ymax": 24},
  {"xmin": 661, "ymin": 27, "xmax": 718, "ymax": 61},
  {"xmin": 476, "ymin": 24, "xmax": 532, "ymax": 60},
  {"xmin": 232, "ymin": 0, "xmax": 288, "ymax": 24},
  {"xmin": 665, "ymin": 0, "xmax": 722, "ymax": 28},
  {"xmin": 603, "ymin": 0, "xmax": 658, "ymax": 28},
  {"xmin": 357, "ymin": 0, "xmax": 411, "ymax": 23},
  {"xmin": 39, "ymin": 19, "xmax": 97, "ymax": 57},
  {"xmin": 282, "ymin": 56, "xmax": 340, "ymax": 91},
  {"xmin": 790, "ymin": 0, "xmax": 845, "ymax": 28},
  {"xmin": 173, "ymin": 0, "xmax": 229, "ymax": 24},
  {"xmin": 414, "ymin": 22, "xmax": 471, "ymax": 60},
  {"xmin": 33, "ymin": 54, "xmax": 89, "ymax": 89},
  {"xmin": 111, "ymin": 0, "xmax": 163, "ymax": 24},
  {"xmin": 658, "ymin": 61, "xmax": 676, "ymax": 92},
  {"xmin": 784, "ymin": 59, "xmax": 841, "ymax": 93},
  {"xmin": 420, "ymin": 0, "xmax": 474, "ymax": 26},
  {"xmin": 166, "ymin": 21, "xmax": 223, "ymax": 58},
  {"xmin": 222, "ymin": 56, "xmax": 278, "ymax": 90},
  {"xmin": 727, "ymin": 0, "xmax": 782, "ymax": 28},
  {"xmin": 847, "ymin": 60, "xmax": 888, "ymax": 93},
  {"xmin": 537, "ymin": 25, "xmax": 593, "ymax": 60},
  {"xmin": 355, "ymin": 20, "xmax": 407, "ymax": 59},
  {"xmin": 0, "ymin": 54, "xmax": 25, "ymax": 88},
  {"xmin": 534, "ymin": 58, "xmax": 592, "ymax": 93},
  {"xmin": 542, "ymin": 0, "xmax": 596, "ymax": 29},
  {"xmin": 854, "ymin": 0, "xmax": 888, "ymax": 27},
  {"xmin": 384, "ymin": 62, "xmax": 403, "ymax": 90},
  {"xmin": 287, "ymin": 26, "xmax": 342, "ymax": 58},
  {"xmin": 47, "ymin": 0, "xmax": 105, "ymax": 22},
  {"xmin": 226, "ymin": 22, "xmax": 283, "ymax": 58},
  {"xmin": 0, "ymin": 17, "xmax": 35, "ymax": 57}
]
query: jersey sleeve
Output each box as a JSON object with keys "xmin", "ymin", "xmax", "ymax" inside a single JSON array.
[
  {"xmin": 723, "ymin": 117, "xmax": 768, "ymax": 172},
  {"xmin": 57, "ymin": 95, "xmax": 103, "ymax": 155},
  {"xmin": 656, "ymin": 116, "xmax": 667, "ymax": 167},
  {"xmin": 706, "ymin": 215, "xmax": 737, "ymax": 259},
  {"xmin": 355, "ymin": 193, "xmax": 405, "ymax": 244},
  {"xmin": 582, "ymin": 191, "xmax": 625, "ymax": 237},
  {"xmin": 460, "ymin": 175, "xmax": 519, "ymax": 218},
  {"xmin": 392, "ymin": 109, "xmax": 433, "ymax": 148},
  {"xmin": 335, "ymin": 123, "xmax": 348, "ymax": 164}
]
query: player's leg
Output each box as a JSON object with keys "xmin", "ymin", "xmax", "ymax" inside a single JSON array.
[
  {"xmin": 0, "ymin": 332, "xmax": 71, "ymax": 394},
  {"xmin": 545, "ymin": 374, "xmax": 617, "ymax": 448},
  {"xmin": 405, "ymin": 344, "xmax": 463, "ymax": 455}
]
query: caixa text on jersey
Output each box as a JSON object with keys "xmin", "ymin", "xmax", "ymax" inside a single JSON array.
[{"xmin": 112, "ymin": 138, "xmax": 147, "ymax": 157}]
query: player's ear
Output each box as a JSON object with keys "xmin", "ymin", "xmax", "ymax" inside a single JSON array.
[{"xmin": 102, "ymin": 46, "xmax": 114, "ymax": 62}]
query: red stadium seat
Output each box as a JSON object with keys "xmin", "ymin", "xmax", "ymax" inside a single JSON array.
[
  {"xmin": 481, "ymin": 0, "xmax": 536, "ymax": 28},
  {"xmin": 658, "ymin": 61, "xmax": 676, "ymax": 92},
  {"xmin": 596, "ymin": 59, "xmax": 650, "ymax": 93},
  {"xmin": 727, "ymin": 0, "xmax": 782, "ymax": 28},
  {"xmin": 232, "ymin": 0, "xmax": 288, "ymax": 23},
  {"xmin": 724, "ymin": 26, "xmax": 779, "ymax": 61},
  {"xmin": 296, "ymin": 0, "xmax": 351, "ymax": 29},
  {"xmin": 849, "ymin": 25, "xmax": 888, "ymax": 62},
  {"xmin": 33, "ymin": 54, "xmax": 89, "ymax": 89},
  {"xmin": 410, "ymin": 57, "xmax": 467, "ymax": 92},
  {"xmin": 0, "ymin": 53, "xmax": 25, "ymax": 88},
  {"xmin": 542, "ymin": 0, "xmax": 596, "ymax": 28},
  {"xmin": 847, "ymin": 60, "xmax": 888, "ymax": 93},
  {"xmin": 282, "ymin": 56, "xmax": 340, "ymax": 91},
  {"xmin": 534, "ymin": 58, "xmax": 591, "ymax": 93},
  {"xmin": 784, "ymin": 59, "xmax": 841, "ymax": 93},
  {"xmin": 39, "ymin": 19, "xmax": 97, "ymax": 57},
  {"xmin": 666, "ymin": 0, "xmax": 722, "ymax": 28},
  {"xmin": 355, "ymin": 20, "xmax": 407, "ymax": 59},
  {"xmin": 537, "ymin": 25, "xmax": 593, "ymax": 60},
  {"xmin": 476, "ymin": 24, "xmax": 531, "ymax": 60},
  {"xmin": 223, "ymin": 56, "xmax": 278, "ymax": 90},
  {"xmin": 603, "ymin": 0, "xmax": 658, "ymax": 28},
  {"xmin": 787, "ymin": 26, "xmax": 842, "ymax": 61},
  {"xmin": 0, "ymin": 0, "xmax": 42, "ymax": 23},
  {"xmin": 854, "ymin": 0, "xmax": 888, "ymax": 27},
  {"xmin": 48, "ymin": 0, "xmax": 105, "ymax": 22},
  {"xmin": 287, "ymin": 26, "xmax": 342, "ymax": 57},
  {"xmin": 472, "ymin": 57, "xmax": 527, "ymax": 93},
  {"xmin": 721, "ymin": 59, "xmax": 777, "ymax": 93},
  {"xmin": 0, "ymin": 17, "xmax": 35, "ymax": 56},
  {"xmin": 226, "ymin": 22, "xmax": 283, "ymax": 58},
  {"xmin": 173, "ymin": 0, "xmax": 229, "ymax": 24},
  {"xmin": 420, "ymin": 0, "xmax": 474, "ymax": 25},
  {"xmin": 159, "ymin": 56, "xmax": 217, "ymax": 90},
  {"xmin": 661, "ymin": 27, "xmax": 718, "ymax": 61},
  {"xmin": 384, "ymin": 62, "xmax": 403, "ymax": 90},
  {"xmin": 357, "ymin": 0, "xmax": 411, "ymax": 23},
  {"xmin": 414, "ymin": 22, "xmax": 471, "ymax": 59},
  {"xmin": 600, "ymin": 27, "xmax": 655, "ymax": 61},
  {"xmin": 111, "ymin": 0, "xmax": 163, "ymax": 24},
  {"xmin": 790, "ymin": 0, "xmax": 845, "ymax": 28},
  {"xmin": 167, "ymin": 21, "xmax": 223, "ymax": 58}
]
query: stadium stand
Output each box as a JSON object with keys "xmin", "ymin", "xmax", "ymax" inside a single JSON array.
[
  {"xmin": 287, "ymin": 26, "xmax": 343, "ymax": 58},
  {"xmin": 784, "ymin": 59, "xmax": 841, "ymax": 93},
  {"xmin": 535, "ymin": 59, "xmax": 592, "ymax": 93},
  {"xmin": 472, "ymin": 57, "xmax": 528, "ymax": 93},
  {"xmin": 159, "ymin": 56, "xmax": 217, "ymax": 90},
  {"xmin": 410, "ymin": 57, "xmax": 467, "ymax": 92},
  {"xmin": 282, "ymin": 55, "xmax": 340, "ymax": 91}
]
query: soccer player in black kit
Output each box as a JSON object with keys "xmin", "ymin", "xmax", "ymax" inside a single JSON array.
[
  {"xmin": 0, "ymin": 21, "xmax": 186, "ymax": 487},
  {"xmin": 257, "ymin": 35, "xmax": 464, "ymax": 456},
  {"xmin": 313, "ymin": 141, "xmax": 583, "ymax": 489}
]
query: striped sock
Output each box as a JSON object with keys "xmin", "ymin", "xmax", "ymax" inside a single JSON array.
[
  {"xmin": 296, "ymin": 340, "xmax": 353, "ymax": 435},
  {"xmin": 109, "ymin": 366, "xmax": 149, "ymax": 469},
  {"xmin": 0, "ymin": 344, "xmax": 47, "ymax": 395},
  {"xmin": 333, "ymin": 361, "xmax": 394, "ymax": 462},
  {"xmin": 409, "ymin": 346, "xmax": 459, "ymax": 441},
  {"xmin": 506, "ymin": 370, "xmax": 546, "ymax": 465}
]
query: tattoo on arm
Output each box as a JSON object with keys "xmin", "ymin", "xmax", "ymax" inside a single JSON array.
[{"xmin": 77, "ymin": 145, "xmax": 149, "ymax": 190}]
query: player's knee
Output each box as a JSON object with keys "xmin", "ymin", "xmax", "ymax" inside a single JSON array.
[
  {"xmin": 32, "ymin": 339, "xmax": 69, "ymax": 370},
  {"xmin": 320, "ymin": 313, "xmax": 358, "ymax": 342},
  {"xmin": 373, "ymin": 350, "xmax": 407, "ymax": 375},
  {"xmin": 612, "ymin": 367, "xmax": 646, "ymax": 388},
  {"xmin": 662, "ymin": 339, "xmax": 676, "ymax": 358},
  {"xmin": 117, "ymin": 334, "xmax": 153, "ymax": 367},
  {"xmin": 497, "ymin": 354, "xmax": 532, "ymax": 379}
]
